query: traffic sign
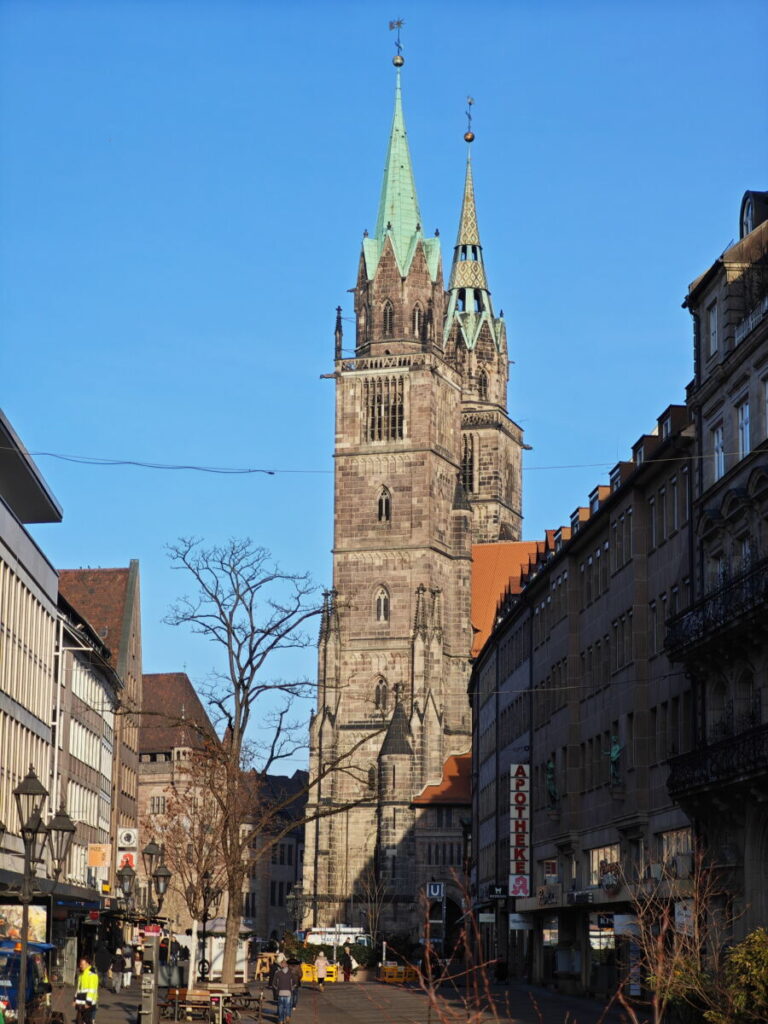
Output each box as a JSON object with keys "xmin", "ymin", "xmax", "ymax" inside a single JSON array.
[{"xmin": 427, "ymin": 882, "xmax": 444, "ymax": 901}]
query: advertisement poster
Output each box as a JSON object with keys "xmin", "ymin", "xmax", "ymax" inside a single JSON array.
[
  {"xmin": 88, "ymin": 844, "xmax": 111, "ymax": 868},
  {"xmin": 0, "ymin": 904, "xmax": 48, "ymax": 943}
]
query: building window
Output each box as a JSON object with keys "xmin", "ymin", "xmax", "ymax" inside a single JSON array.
[
  {"xmin": 660, "ymin": 827, "xmax": 692, "ymax": 861},
  {"xmin": 477, "ymin": 369, "xmax": 488, "ymax": 401},
  {"xmin": 375, "ymin": 587, "xmax": 390, "ymax": 623},
  {"xmin": 377, "ymin": 487, "xmax": 391, "ymax": 522},
  {"xmin": 706, "ymin": 301, "xmax": 718, "ymax": 358},
  {"xmin": 588, "ymin": 844, "xmax": 621, "ymax": 886},
  {"xmin": 382, "ymin": 300, "xmax": 394, "ymax": 337},
  {"xmin": 648, "ymin": 497, "xmax": 656, "ymax": 549},
  {"xmin": 150, "ymin": 796, "xmax": 166, "ymax": 815},
  {"xmin": 461, "ymin": 433, "xmax": 476, "ymax": 493},
  {"xmin": 712, "ymin": 423, "xmax": 725, "ymax": 481},
  {"xmin": 412, "ymin": 304, "xmax": 423, "ymax": 338},
  {"xmin": 364, "ymin": 376, "xmax": 405, "ymax": 441},
  {"xmin": 737, "ymin": 400, "xmax": 750, "ymax": 460},
  {"xmin": 374, "ymin": 677, "xmax": 388, "ymax": 711},
  {"xmin": 368, "ymin": 766, "xmax": 376, "ymax": 791}
]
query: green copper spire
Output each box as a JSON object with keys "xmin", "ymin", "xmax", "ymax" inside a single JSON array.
[
  {"xmin": 363, "ymin": 70, "xmax": 440, "ymax": 281},
  {"xmin": 444, "ymin": 145, "xmax": 502, "ymax": 350}
]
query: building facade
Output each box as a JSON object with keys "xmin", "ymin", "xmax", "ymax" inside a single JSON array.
[
  {"xmin": 303, "ymin": 58, "xmax": 524, "ymax": 935},
  {"xmin": 666, "ymin": 190, "xmax": 768, "ymax": 938},
  {"xmin": 470, "ymin": 405, "xmax": 696, "ymax": 997}
]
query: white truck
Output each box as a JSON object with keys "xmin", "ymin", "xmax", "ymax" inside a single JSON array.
[{"xmin": 303, "ymin": 926, "xmax": 372, "ymax": 948}]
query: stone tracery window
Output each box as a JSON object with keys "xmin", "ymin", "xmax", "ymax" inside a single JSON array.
[
  {"xmin": 374, "ymin": 677, "xmax": 389, "ymax": 712},
  {"xmin": 382, "ymin": 300, "xmax": 394, "ymax": 337},
  {"xmin": 461, "ymin": 433, "xmax": 476, "ymax": 493},
  {"xmin": 478, "ymin": 368, "xmax": 489, "ymax": 401},
  {"xmin": 375, "ymin": 586, "xmax": 390, "ymax": 622},
  {"xmin": 363, "ymin": 376, "xmax": 405, "ymax": 441},
  {"xmin": 377, "ymin": 487, "xmax": 391, "ymax": 522},
  {"xmin": 412, "ymin": 303, "xmax": 423, "ymax": 339}
]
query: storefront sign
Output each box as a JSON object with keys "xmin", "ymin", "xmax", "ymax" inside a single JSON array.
[
  {"xmin": 508, "ymin": 913, "xmax": 533, "ymax": 931},
  {"xmin": 508, "ymin": 763, "xmax": 530, "ymax": 897},
  {"xmin": 87, "ymin": 843, "xmax": 111, "ymax": 868},
  {"xmin": 478, "ymin": 913, "xmax": 495, "ymax": 924}
]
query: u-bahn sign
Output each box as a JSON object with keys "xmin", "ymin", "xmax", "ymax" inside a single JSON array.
[{"xmin": 508, "ymin": 763, "xmax": 531, "ymax": 898}]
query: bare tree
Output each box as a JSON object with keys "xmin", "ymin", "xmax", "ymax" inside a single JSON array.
[
  {"xmin": 164, "ymin": 537, "xmax": 385, "ymax": 983},
  {"xmin": 355, "ymin": 858, "xmax": 388, "ymax": 944}
]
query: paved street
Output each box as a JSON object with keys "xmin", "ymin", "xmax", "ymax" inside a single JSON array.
[{"xmin": 53, "ymin": 977, "xmax": 637, "ymax": 1024}]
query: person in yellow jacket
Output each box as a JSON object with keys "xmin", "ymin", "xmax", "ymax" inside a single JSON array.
[{"xmin": 74, "ymin": 956, "xmax": 99, "ymax": 1024}]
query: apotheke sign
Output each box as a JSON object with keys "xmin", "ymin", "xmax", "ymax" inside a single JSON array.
[{"xmin": 508, "ymin": 763, "xmax": 530, "ymax": 898}]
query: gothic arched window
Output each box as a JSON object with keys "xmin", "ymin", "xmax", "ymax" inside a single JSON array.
[
  {"xmin": 412, "ymin": 304, "xmax": 423, "ymax": 339},
  {"xmin": 375, "ymin": 586, "xmax": 390, "ymax": 622},
  {"xmin": 461, "ymin": 434, "xmax": 476, "ymax": 494},
  {"xmin": 378, "ymin": 487, "xmax": 391, "ymax": 523},
  {"xmin": 478, "ymin": 369, "xmax": 489, "ymax": 401},
  {"xmin": 374, "ymin": 677, "xmax": 388, "ymax": 712},
  {"xmin": 382, "ymin": 300, "xmax": 394, "ymax": 337},
  {"xmin": 368, "ymin": 766, "xmax": 377, "ymax": 791}
]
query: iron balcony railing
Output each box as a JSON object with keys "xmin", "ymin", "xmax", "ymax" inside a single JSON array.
[
  {"xmin": 665, "ymin": 555, "xmax": 768, "ymax": 659},
  {"xmin": 667, "ymin": 721, "xmax": 768, "ymax": 797}
]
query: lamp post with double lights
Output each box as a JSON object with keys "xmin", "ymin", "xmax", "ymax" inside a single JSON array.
[
  {"xmin": 117, "ymin": 841, "xmax": 172, "ymax": 1024},
  {"xmin": 0, "ymin": 765, "xmax": 76, "ymax": 1024}
]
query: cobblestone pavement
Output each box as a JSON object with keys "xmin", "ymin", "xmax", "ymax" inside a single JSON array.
[{"xmin": 53, "ymin": 976, "xmax": 637, "ymax": 1024}]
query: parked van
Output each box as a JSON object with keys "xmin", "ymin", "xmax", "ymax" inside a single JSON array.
[{"xmin": 0, "ymin": 941, "xmax": 54, "ymax": 1024}]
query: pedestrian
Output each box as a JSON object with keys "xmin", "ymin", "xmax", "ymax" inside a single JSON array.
[
  {"xmin": 339, "ymin": 946, "xmax": 352, "ymax": 983},
  {"xmin": 74, "ymin": 956, "xmax": 99, "ymax": 1024},
  {"xmin": 94, "ymin": 942, "xmax": 112, "ymax": 991},
  {"xmin": 111, "ymin": 949, "xmax": 126, "ymax": 994},
  {"xmin": 119, "ymin": 947, "xmax": 132, "ymax": 991},
  {"xmin": 314, "ymin": 951, "xmax": 328, "ymax": 992},
  {"xmin": 271, "ymin": 961, "xmax": 294, "ymax": 1024},
  {"xmin": 132, "ymin": 942, "xmax": 143, "ymax": 979},
  {"xmin": 287, "ymin": 957, "xmax": 302, "ymax": 1012}
]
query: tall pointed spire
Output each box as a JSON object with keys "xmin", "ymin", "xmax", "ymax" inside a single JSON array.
[
  {"xmin": 444, "ymin": 133, "xmax": 502, "ymax": 350},
  {"xmin": 362, "ymin": 62, "xmax": 440, "ymax": 282}
]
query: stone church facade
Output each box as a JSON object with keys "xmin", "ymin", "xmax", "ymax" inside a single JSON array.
[{"xmin": 303, "ymin": 61, "xmax": 524, "ymax": 936}]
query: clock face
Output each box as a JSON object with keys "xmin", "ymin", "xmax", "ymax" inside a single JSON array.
[{"xmin": 118, "ymin": 829, "xmax": 137, "ymax": 849}]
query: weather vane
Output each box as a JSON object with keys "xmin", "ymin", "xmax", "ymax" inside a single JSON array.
[
  {"xmin": 464, "ymin": 96, "xmax": 475, "ymax": 143},
  {"xmin": 389, "ymin": 18, "xmax": 405, "ymax": 66}
]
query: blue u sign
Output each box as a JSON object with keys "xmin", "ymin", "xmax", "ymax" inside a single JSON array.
[{"xmin": 427, "ymin": 882, "xmax": 444, "ymax": 900}]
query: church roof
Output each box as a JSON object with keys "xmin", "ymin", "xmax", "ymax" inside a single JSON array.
[
  {"xmin": 449, "ymin": 152, "xmax": 488, "ymax": 291},
  {"xmin": 412, "ymin": 753, "xmax": 471, "ymax": 806},
  {"xmin": 379, "ymin": 699, "xmax": 413, "ymax": 757},
  {"xmin": 471, "ymin": 542, "xmax": 539, "ymax": 657},
  {"xmin": 363, "ymin": 70, "xmax": 440, "ymax": 282}
]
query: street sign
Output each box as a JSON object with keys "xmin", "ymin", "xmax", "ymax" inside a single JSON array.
[{"xmin": 427, "ymin": 882, "xmax": 444, "ymax": 901}]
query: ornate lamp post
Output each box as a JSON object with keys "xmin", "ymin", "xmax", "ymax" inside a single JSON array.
[
  {"xmin": 5, "ymin": 766, "xmax": 76, "ymax": 1024},
  {"xmin": 198, "ymin": 872, "xmax": 222, "ymax": 982},
  {"xmin": 285, "ymin": 884, "xmax": 304, "ymax": 933}
]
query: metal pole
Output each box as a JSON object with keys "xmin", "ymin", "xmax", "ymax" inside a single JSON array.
[
  {"xmin": 140, "ymin": 934, "xmax": 158, "ymax": 1024},
  {"xmin": 17, "ymin": 844, "xmax": 32, "ymax": 1024}
]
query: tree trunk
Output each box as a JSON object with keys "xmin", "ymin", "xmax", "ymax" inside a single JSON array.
[
  {"xmin": 188, "ymin": 919, "xmax": 199, "ymax": 989},
  {"xmin": 222, "ymin": 885, "xmax": 240, "ymax": 984}
]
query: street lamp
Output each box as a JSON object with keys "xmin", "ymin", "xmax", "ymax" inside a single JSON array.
[
  {"xmin": 285, "ymin": 885, "xmax": 304, "ymax": 933},
  {"xmin": 198, "ymin": 871, "xmax": 222, "ymax": 982},
  {"xmin": 10, "ymin": 766, "xmax": 76, "ymax": 1024}
]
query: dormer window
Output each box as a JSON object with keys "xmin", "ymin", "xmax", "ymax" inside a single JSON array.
[{"xmin": 383, "ymin": 300, "xmax": 394, "ymax": 337}]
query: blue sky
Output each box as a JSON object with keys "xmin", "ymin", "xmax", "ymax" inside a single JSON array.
[{"xmin": 2, "ymin": 0, "xmax": 766, "ymax": 746}]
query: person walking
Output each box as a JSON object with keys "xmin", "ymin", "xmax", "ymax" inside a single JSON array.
[
  {"xmin": 111, "ymin": 950, "xmax": 126, "ymax": 994},
  {"xmin": 94, "ymin": 943, "xmax": 113, "ymax": 992},
  {"xmin": 132, "ymin": 942, "xmax": 143, "ymax": 979},
  {"xmin": 339, "ymin": 947, "xmax": 352, "ymax": 983},
  {"xmin": 120, "ymin": 948, "xmax": 132, "ymax": 991},
  {"xmin": 271, "ymin": 961, "xmax": 294, "ymax": 1024},
  {"xmin": 74, "ymin": 956, "xmax": 99, "ymax": 1024},
  {"xmin": 314, "ymin": 951, "xmax": 328, "ymax": 992},
  {"xmin": 287, "ymin": 957, "xmax": 302, "ymax": 1012}
]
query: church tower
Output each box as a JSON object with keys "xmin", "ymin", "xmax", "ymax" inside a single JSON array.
[
  {"xmin": 446, "ymin": 142, "xmax": 525, "ymax": 543},
  {"xmin": 303, "ymin": 53, "xmax": 522, "ymax": 935}
]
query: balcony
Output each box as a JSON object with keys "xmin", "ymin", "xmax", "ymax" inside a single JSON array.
[
  {"xmin": 667, "ymin": 721, "xmax": 768, "ymax": 799},
  {"xmin": 665, "ymin": 556, "xmax": 768, "ymax": 659}
]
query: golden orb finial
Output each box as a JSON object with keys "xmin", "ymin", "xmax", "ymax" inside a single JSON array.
[
  {"xmin": 393, "ymin": 54, "xmax": 404, "ymax": 67},
  {"xmin": 464, "ymin": 131, "xmax": 475, "ymax": 143}
]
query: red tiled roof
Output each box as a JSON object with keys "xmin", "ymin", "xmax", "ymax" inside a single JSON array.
[
  {"xmin": 413, "ymin": 754, "xmax": 471, "ymax": 806},
  {"xmin": 471, "ymin": 542, "xmax": 539, "ymax": 656},
  {"xmin": 140, "ymin": 673, "xmax": 217, "ymax": 753},
  {"xmin": 58, "ymin": 568, "xmax": 131, "ymax": 666}
]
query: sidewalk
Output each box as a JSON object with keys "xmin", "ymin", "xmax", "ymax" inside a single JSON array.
[{"xmin": 50, "ymin": 975, "xmax": 638, "ymax": 1024}]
